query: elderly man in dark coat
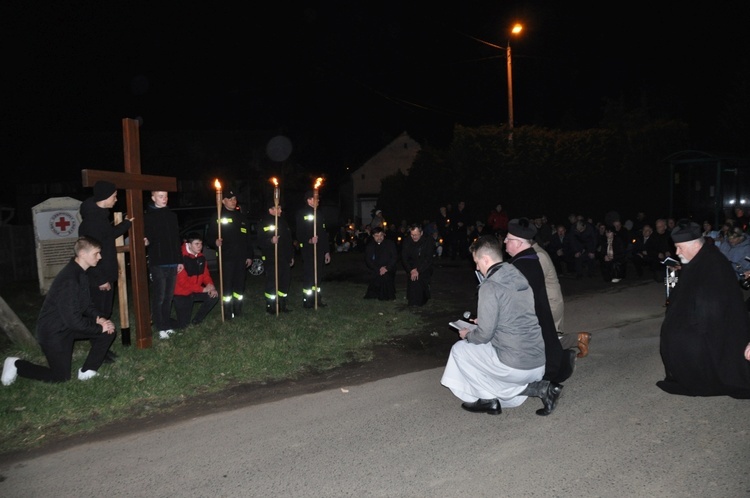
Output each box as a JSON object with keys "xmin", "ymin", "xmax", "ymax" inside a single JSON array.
[
  {"xmin": 657, "ymin": 220, "xmax": 750, "ymax": 398},
  {"xmin": 505, "ymin": 218, "xmax": 575, "ymax": 385}
]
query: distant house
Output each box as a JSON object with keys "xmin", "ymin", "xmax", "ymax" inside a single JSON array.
[{"xmin": 340, "ymin": 131, "xmax": 421, "ymax": 227}]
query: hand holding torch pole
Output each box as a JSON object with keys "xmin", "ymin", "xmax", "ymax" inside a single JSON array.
[
  {"xmin": 214, "ymin": 179, "xmax": 225, "ymax": 322},
  {"xmin": 313, "ymin": 177, "xmax": 323, "ymax": 310},
  {"xmin": 271, "ymin": 177, "xmax": 280, "ymax": 316}
]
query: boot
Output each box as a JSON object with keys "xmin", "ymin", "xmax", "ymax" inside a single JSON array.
[
  {"xmin": 280, "ymin": 297, "xmax": 291, "ymax": 313},
  {"xmin": 223, "ymin": 300, "xmax": 234, "ymax": 320},
  {"xmin": 266, "ymin": 298, "xmax": 277, "ymax": 315},
  {"xmin": 233, "ymin": 299, "xmax": 243, "ymax": 317},
  {"xmin": 520, "ymin": 380, "xmax": 564, "ymax": 416}
]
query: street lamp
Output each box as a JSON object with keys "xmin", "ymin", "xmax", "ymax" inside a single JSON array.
[{"xmin": 506, "ymin": 23, "xmax": 523, "ymax": 144}]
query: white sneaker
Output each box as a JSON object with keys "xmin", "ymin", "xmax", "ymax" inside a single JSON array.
[
  {"xmin": 159, "ymin": 330, "xmax": 170, "ymax": 339},
  {"xmin": 611, "ymin": 278, "xmax": 621, "ymax": 283},
  {"xmin": 2, "ymin": 357, "xmax": 19, "ymax": 386},
  {"xmin": 165, "ymin": 329, "xmax": 175, "ymax": 336},
  {"xmin": 78, "ymin": 368, "xmax": 98, "ymax": 381}
]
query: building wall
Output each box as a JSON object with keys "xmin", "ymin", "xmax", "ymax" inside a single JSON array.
[{"xmin": 349, "ymin": 132, "xmax": 420, "ymax": 223}]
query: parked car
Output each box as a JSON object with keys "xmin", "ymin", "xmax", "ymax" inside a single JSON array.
[{"xmin": 179, "ymin": 216, "xmax": 264, "ymax": 276}]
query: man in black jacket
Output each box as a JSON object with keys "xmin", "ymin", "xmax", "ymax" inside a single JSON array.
[
  {"xmin": 78, "ymin": 180, "xmax": 132, "ymax": 361},
  {"xmin": 364, "ymin": 227, "xmax": 398, "ymax": 300},
  {"xmin": 259, "ymin": 202, "xmax": 295, "ymax": 313},
  {"xmin": 296, "ymin": 190, "xmax": 331, "ymax": 308},
  {"xmin": 144, "ymin": 191, "xmax": 182, "ymax": 338},
  {"xmin": 2, "ymin": 237, "xmax": 116, "ymax": 385},
  {"xmin": 206, "ymin": 189, "xmax": 254, "ymax": 319},
  {"xmin": 401, "ymin": 224, "xmax": 433, "ymax": 306}
]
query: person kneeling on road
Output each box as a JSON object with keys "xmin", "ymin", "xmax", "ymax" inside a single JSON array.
[
  {"xmin": 2, "ymin": 236, "xmax": 116, "ymax": 385},
  {"xmin": 440, "ymin": 235, "xmax": 563, "ymax": 416}
]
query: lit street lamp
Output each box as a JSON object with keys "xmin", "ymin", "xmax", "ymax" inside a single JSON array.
[
  {"xmin": 506, "ymin": 23, "xmax": 523, "ymax": 144},
  {"xmin": 462, "ymin": 22, "xmax": 524, "ymax": 142}
]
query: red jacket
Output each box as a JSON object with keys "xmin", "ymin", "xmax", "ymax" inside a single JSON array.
[
  {"xmin": 174, "ymin": 243, "xmax": 215, "ymax": 296},
  {"xmin": 487, "ymin": 210, "xmax": 509, "ymax": 232}
]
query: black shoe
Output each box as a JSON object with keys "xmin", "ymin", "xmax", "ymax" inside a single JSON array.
[
  {"xmin": 103, "ymin": 350, "xmax": 117, "ymax": 364},
  {"xmin": 536, "ymin": 383, "xmax": 563, "ymax": 416},
  {"xmin": 461, "ymin": 398, "xmax": 502, "ymax": 415}
]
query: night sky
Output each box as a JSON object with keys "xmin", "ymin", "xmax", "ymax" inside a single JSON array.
[{"xmin": 3, "ymin": 2, "xmax": 749, "ymax": 177}]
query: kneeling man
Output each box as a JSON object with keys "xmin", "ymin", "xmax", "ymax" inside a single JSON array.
[
  {"xmin": 2, "ymin": 236, "xmax": 116, "ymax": 385},
  {"xmin": 440, "ymin": 235, "xmax": 563, "ymax": 416},
  {"xmin": 658, "ymin": 220, "xmax": 750, "ymax": 398}
]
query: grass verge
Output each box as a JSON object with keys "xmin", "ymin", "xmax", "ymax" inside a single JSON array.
[{"xmin": 0, "ymin": 254, "xmax": 424, "ymax": 455}]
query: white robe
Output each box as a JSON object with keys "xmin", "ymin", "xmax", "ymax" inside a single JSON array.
[{"xmin": 440, "ymin": 340, "xmax": 545, "ymax": 408}]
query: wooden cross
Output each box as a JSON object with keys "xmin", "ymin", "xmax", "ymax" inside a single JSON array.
[{"xmin": 81, "ymin": 118, "xmax": 177, "ymax": 349}]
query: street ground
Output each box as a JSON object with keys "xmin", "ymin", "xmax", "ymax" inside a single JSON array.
[{"xmin": 0, "ymin": 249, "xmax": 668, "ymax": 463}]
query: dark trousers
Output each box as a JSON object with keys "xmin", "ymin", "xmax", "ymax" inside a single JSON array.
[
  {"xmin": 222, "ymin": 258, "xmax": 247, "ymax": 302},
  {"xmin": 364, "ymin": 272, "xmax": 396, "ymax": 300},
  {"xmin": 301, "ymin": 246, "xmax": 326, "ymax": 299},
  {"xmin": 573, "ymin": 255, "xmax": 596, "ymax": 277},
  {"xmin": 406, "ymin": 273, "xmax": 431, "ymax": 306},
  {"xmin": 150, "ymin": 265, "xmax": 177, "ymax": 331},
  {"xmin": 174, "ymin": 293, "xmax": 219, "ymax": 328},
  {"xmin": 264, "ymin": 258, "xmax": 292, "ymax": 298},
  {"xmin": 16, "ymin": 328, "xmax": 116, "ymax": 382}
]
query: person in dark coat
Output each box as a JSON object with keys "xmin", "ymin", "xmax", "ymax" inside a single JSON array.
[
  {"xmin": 657, "ymin": 220, "xmax": 750, "ymax": 398},
  {"xmin": 206, "ymin": 189, "xmax": 254, "ymax": 319},
  {"xmin": 401, "ymin": 224, "xmax": 433, "ymax": 306},
  {"xmin": 2, "ymin": 237, "xmax": 116, "ymax": 385},
  {"xmin": 259, "ymin": 202, "xmax": 295, "ymax": 313},
  {"xmin": 144, "ymin": 191, "xmax": 182, "ymax": 339},
  {"xmin": 597, "ymin": 225, "xmax": 627, "ymax": 282},
  {"xmin": 78, "ymin": 181, "xmax": 132, "ymax": 317},
  {"xmin": 364, "ymin": 227, "xmax": 398, "ymax": 300},
  {"xmin": 570, "ymin": 219, "xmax": 598, "ymax": 278},
  {"xmin": 505, "ymin": 218, "xmax": 573, "ymax": 385},
  {"xmin": 296, "ymin": 190, "xmax": 331, "ymax": 308},
  {"xmin": 78, "ymin": 180, "xmax": 132, "ymax": 362}
]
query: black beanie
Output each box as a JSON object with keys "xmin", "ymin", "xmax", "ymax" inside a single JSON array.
[{"xmin": 93, "ymin": 181, "xmax": 117, "ymax": 202}]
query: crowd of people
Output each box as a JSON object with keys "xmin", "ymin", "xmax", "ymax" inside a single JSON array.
[{"xmin": 3, "ymin": 190, "xmax": 749, "ymax": 409}]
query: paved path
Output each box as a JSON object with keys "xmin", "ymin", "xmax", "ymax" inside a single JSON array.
[{"xmin": 2, "ymin": 280, "xmax": 748, "ymax": 497}]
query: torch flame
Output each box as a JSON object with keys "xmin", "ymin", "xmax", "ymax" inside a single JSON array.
[
  {"xmin": 271, "ymin": 177, "xmax": 278, "ymax": 187},
  {"xmin": 314, "ymin": 177, "xmax": 324, "ymax": 189},
  {"xmin": 214, "ymin": 179, "xmax": 222, "ymax": 190}
]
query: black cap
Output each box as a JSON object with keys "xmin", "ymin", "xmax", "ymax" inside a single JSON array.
[
  {"xmin": 304, "ymin": 190, "xmax": 315, "ymax": 201},
  {"xmin": 670, "ymin": 219, "xmax": 702, "ymax": 243},
  {"xmin": 508, "ymin": 218, "xmax": 537, "ymax": 240},
  {"xmin": 222, "ymin": 190, "xmax": 236, "ymax": 200},
  {"xmin": 93, "ymin": 181, "xmax": 117, "ymax": 202}
]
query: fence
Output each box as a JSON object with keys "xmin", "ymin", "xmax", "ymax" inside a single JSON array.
[{"xmin": 0, "ymin": 225, "xmax": 37, "ymax": 286}]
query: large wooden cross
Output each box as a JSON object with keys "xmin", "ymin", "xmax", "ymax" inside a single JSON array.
[{"xmin": 82, "ymin": 118, "xmax": 176, "ymax": 349}]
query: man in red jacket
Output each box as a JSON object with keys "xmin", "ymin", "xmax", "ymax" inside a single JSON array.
[{"xmin": 174, "ymin": 232, "xmax": 219, "ymax": 329}]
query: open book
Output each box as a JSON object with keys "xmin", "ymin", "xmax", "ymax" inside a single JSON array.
[
  {"xmin": 662, "ymin": 256, "xmax": 680, "ymax": 267},
  {"xmin": 449, "ymin": 319, "xmax": 477, "ymax": 332}
]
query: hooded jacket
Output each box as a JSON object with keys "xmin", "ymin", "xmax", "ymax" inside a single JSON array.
[
  {"xmin": 78, "ymin": 197, "xmax": 131, "ymax": 285},
  {"xmin": 174, "ymin": 242, "xmax": 215, "ymax": 296}
]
